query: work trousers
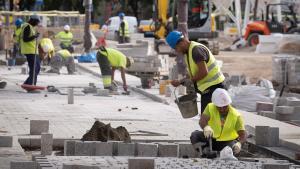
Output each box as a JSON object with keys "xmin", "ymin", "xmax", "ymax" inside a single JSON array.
[
  {"xmin": 118, "ymin": 35, "xmax": 130, "ymax": 44},
  {"xmin": 96, "ymin": 52, "xmax": 112, "ymax": 89},
  {"xmin": 190, "ymin": 130, "xmax": 237, "ymax": 152},
  {"xmin": 24, "ymin": 54, "xmax": 40, "ymax": 85},
  {"xmin": 50, "ymin": 54, "xmax": 75, "ymax": 74},
  {"xmin": 196, "ymin": 83, "xmax": 225, "ymax": 114}
]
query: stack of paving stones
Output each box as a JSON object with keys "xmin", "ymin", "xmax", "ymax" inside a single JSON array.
[
  {"xmin": 256, "ymin": 97, "xmax": 300, "ymax": 121},
  {"xmin": 36, "ymin": 156, "xmax": 300, "ymax": 169},
  {"xmin": 255, "ymin": 126, "xmax": 279, "ymax": 147}
]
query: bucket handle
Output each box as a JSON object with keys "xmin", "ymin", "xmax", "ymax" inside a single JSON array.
[{"xmin": 174, "ymin": 87, "xmax": 179, "ymax": 103}]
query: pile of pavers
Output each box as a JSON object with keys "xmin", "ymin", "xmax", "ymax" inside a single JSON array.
[{"xmin": 256, "ymin": 96, "xmax": 300, "ymax": 122}]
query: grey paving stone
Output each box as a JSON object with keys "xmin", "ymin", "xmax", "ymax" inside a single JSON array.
[
  {"xmin": 64, "ymin": 140, "xmax": 76, "ymax": 156},
  {"xmin": 118, "ymin": 143, "xmax": 135, "ymax": 156},
  {"xmin": 136, "ymin": 143, "xmax": 158, "ymax": 157},
  {"xmin": 95, "ymin": 142, "xmax": 113, "ymax": 156},
  {"xmin": 62, "ymin": 164, "xmax": 99, "ymax": 169},
  {"xmin": 30, "ymin": 120, "xmax": 49, "ymax": 135},
  {"xmin": 158, "ymin": 143, "xmax": 178, "ymax": 157},
  {"xmin": 261, "ymin": 111, "xmax": 276, "ymax": 119},
  {"xmin": 256, "ymin": 102, "xmax": 274, "ymax": 112},
  {"xmin": 262, "ymin": 163, "xmax": 290, "ymax": 169},
  {"xmin": 128, "ymin": 158, "xmax": 155, "ymax": 169},
  {"xmin": 41, "ymin": 133, "xmax": 53, "ymax": 155},
  {"xmin": 287, "ymin": 97, "xmax": 300, "ymax": 106},
  {"xmin": 0, "ymin": 135, "xmax": 13, "ymax": 147},
  {"xmin": 10, "ymin": 161, "xmax": 37, "ymax": 169},
  {"xmin": 74, "ymin": 141, "xmax": 95, "ymax": 156},
  {"xmin": 255, "ymin": 126, "xmax": 269, "ymax": 146},
  {"xmin": 108, "ymin": 141, "xmax": 122, "ymax": 156},
  {"xmin": 275, "ymin": 106, "xmax": 294, "ymax": 115},
  {"xmin": 268, "ymin": 127, "xmax": 279, "ymax": 147},
  {"xmin": 178, "ymin": 143, "xmax": 199, "ymax": 158}
]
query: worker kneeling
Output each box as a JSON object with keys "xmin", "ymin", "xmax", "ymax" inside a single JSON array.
[
  {"xmin": 96, "ymin": 46, "xmax": 134, "ymax": 92},
  {"xmin": 47, "ymin": 49, "xmax": 75, "ymax": 75},
  {"xmin": 190, "ymin": 88, "xmax": 246, "ymax": 157}
]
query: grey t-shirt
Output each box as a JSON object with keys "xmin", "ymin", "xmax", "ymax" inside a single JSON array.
[{"xmin": 191, "ymin": 45, "xmax": 210, "ymax": 63}]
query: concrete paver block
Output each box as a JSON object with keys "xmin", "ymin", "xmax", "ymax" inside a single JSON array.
[
  {"xmin": 10, "ymin": 161, "xmax": 36, "ymax": 169},
  {"xmin": 286, "ymin": 97, "xmax": 300, "ymax": 106},
  {"xmin": 178, "ymin": 143, "xmax": 199, "ymax": 158},
  {"xmin": 0, "ymin": 135, "xmax": 13, "ymax": 147},
  {"xmin": 259, "ymin": 111, "xmax": 276, "ymax": 119},
  {"xmin": 62, "ymin": 164, "xmax": 99, "ymax": 169},
  {"xmin": 30, "ymin": 120, "xmax": 49, "ymax": 135},
  {"xmin": 255, "ymin": 126, "xmax": 279, "ymax": 147},
  {"xmin": 136, "ymin": 143, "xmax": 158, "ymax": 157},
  {"xmin": 262, "ymin": 163, "xmax": 290, "ymax": 169},
  {"xmin": 128, "ymin": 158, "xmax": 155, "ymax": 169},
  {"xmin": 109, "ymin": 141, "xmax": 122, "ymax": 156},
  {"xmin": 256, "ymin": 102, "xmax": 273, "ymax": 112},
  {"xmin": 117, "ymin": 143, "xmax": 135, "ymax": 156},
  {"xmin": 275, "ymin": 106, "xmax": 294, "ymax": 115},
  {"xmin": 64, "ymin": 140, "xmax": 76, "ymax": 156},
  {"xmin": 41, "ymin": 133, "xmax": 53, "ymax": 155},
  {"xmin": 95, "ymin": 142, "xmax": 113, "ymax": 156},
  {"xmin": 74, "ymin": 141, "xmax": 95, "ymax": 156},
  {"xmin": 158, "ymin": 144, "xmax": 178, "ymax": 157}
]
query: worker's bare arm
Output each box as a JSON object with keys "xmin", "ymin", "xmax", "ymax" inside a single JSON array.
[
  {"xmin": 237, "ymin": 130, "xmax": 247, "ymax": 143},
  {"xmin": 191, "ymin": 61, "xmax": 208, "ymax": 83},
  {"xmin": 200, "ymin": 114, "xmax": 210, "ymax": 129}
]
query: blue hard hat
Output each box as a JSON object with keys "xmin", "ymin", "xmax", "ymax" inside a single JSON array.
[
  {"xmin": 15, "ymin": 18, "xmax": 23, "ymax": 27},
  {"xmin": 166, "ymin": 31, "xmax": 184, "ymax": 49},
  {"xmin": 118, "ymin": 12, "xmax": 125, "ymax": 18}
]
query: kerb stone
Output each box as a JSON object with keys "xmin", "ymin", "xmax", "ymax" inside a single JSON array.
[
  {"xmin": 95, "ymin": 142, "xmax": 113, "ymax": 156},
  {"xmin": 30, "ymin": 120, "xmax": 49, "ymax": 135},
  {"xmin": 0, "ymin": 135, "xmax": 13, "ymax": 147},
  {"xmin": 128, "ymin": 158, "xmax": 155, "ymax": 169},
  {"xmin": 158, "ymin": 144, "xmax": 178, "ymax": 157},
  {"xmin": 41, "ymin": 133, "xmax": 53, "ymax": 155},
  {"xmin": 10, "ymin": 161, "xmax": 36, "ymax": 169},
  {"xmin": 136, "ymin": 143, "xmax": 158, "ymax": 157},
  {"xmin": 118, "ymin": 143, "xmax": 135, "ymax": 156}
]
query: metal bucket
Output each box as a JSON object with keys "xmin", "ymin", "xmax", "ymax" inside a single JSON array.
[{"xmin": 174, "ymin": 87, "xmax": 198, "ymax": 118}]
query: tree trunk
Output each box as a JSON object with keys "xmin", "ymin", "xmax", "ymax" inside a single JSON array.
[{"xmin": 84, "ymin": 0, "xmax": 92, "ymax": 53}]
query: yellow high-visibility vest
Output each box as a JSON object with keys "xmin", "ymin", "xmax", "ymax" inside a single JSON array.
[
  {"xmin": 207, "ymin": 103, "xmax": 240, "ymax": 141},
  {"xmin": 40, "ymin": 38, "xmax": 55, "ymax": 57},
  {"xmin": 20, "ymin": 23, "xmax": 36, "ymax": 54},
  {"xmin": 14, "ymin": 27, "xmax": 22, "ymax": 43},
  {"xmin": 185, "ymin": 41, "xmax": 225, "ymax": 92},
  {"xmin": 99, "ymin": 48, "xmax": 127, "ymax": 68},
  {"xmin": 57, "ymin": 49, "xmax": 72, "ymax": 59},
  {"xmin": 119, "ymin": 20, "xmax": 129, "ymax": 37},
  {"xmin": 55, "ymin": 31, "xmax": 73, "ymax": 46}
]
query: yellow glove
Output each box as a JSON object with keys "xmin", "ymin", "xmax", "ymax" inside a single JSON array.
[
  {"xmin": 232, "ymin": 142, "xmax": 241, "ymax": 154},
  {"xmin": 203, "ymin": 125, "xmax": 214, "ymax": 138}
]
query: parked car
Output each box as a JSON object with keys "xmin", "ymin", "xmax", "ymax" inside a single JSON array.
[
  {"xmin": 138, "ymin": 20, "xmax": 154, "ymax": 33},
  {"xmin": 106, "ymin": 16, "xmax": 138, "ymax": 40}
]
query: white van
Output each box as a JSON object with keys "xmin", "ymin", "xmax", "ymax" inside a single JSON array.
[{"xmin": 106, "ymin": 16, "xmax": 138, "ymax": 40}]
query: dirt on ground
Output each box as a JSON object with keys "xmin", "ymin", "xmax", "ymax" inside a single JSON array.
[
  {"xmin": 217, "ymin": 47, "xmax": 273, "ymax": 84},
  {"xmin": 81, "ymin": 120, "xmax": 131, "ymax": 142}
]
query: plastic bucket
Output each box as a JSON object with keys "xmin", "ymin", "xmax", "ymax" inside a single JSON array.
[
  {"xmin": 174, "ymin": 87, "xmax": 198, "ymax": 118},
  {"xmin": 7, "ymin": 58, "xmax": 15, "ymax": 66}
]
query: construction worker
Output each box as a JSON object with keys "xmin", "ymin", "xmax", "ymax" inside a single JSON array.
[
  {"xmin": 118, "ymin": 12, "xmax": 130, "ymax": 44},
  {"xmin": 12, "ymin": 18, "xmax": 23, "ymax": 58},
  {"xmin": 96, "ymin": 46, "xmax": 134, "ymax": 92},
  {"xmin": 190, "ymin": 88, "xmax": 246, "ymax": 156},
  {"xmin": 55, "ymin": 25, "xmax": 74, "ymax": 53},
  {"xmin": 166, "ymin": 31, "xmax": 225, "ymax": 113},
  {"xmin": 38, "ymin": 33, "xmax": 55, "ymax": 63},
  {"xmin": 20, "ymin": 15, "xmax": 40, "ymax": 86},
  {"xmin": 47, "ymin": 49, "xmax": 75, "ymax": 75}
]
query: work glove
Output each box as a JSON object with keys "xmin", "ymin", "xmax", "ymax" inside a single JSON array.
[
  {"xmin": 180, "ymin": 78, "xmax": 193, "ymax": 87},
  {"xmin": 232, "ymin": 142, "xmax": 241, "ymax": 154},
  {"xmin": 203, "ymin": 125, "xmax": 214, "ymax": 138}
]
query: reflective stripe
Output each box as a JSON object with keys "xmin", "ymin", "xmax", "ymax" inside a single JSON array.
[
  {"xmin": 207, "ymin": 60, "xmax": 217, "ymax": 72},
  {"xmin": 205, "ymin": 72, "xmax": 223, "ymax": 83},
  {"xmin": 103, "ymin": 75, "xmax": 112, "ymax": 87}
]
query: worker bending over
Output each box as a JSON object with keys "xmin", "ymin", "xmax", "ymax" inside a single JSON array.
[
  {"xmin": 96, "ymin": 46, "xmax": 134, "ymax": 92},
  {"xmin": 39, "ymin": 34, "xmax": 55, "ymax": 64},
  {"xmin": 47, "ymin": 49, "xmax": 75, "ymax": 75},
  {"xmin": 166, "ymin": 31, "xmax": 225, "ymax": 113},
  {"xmin": 55, "ymin": 25, "xmax": 74, "ymax": 53},
  {"xmin": 190, "ymin": 88, "xmax": 246, "ymax": 157}
]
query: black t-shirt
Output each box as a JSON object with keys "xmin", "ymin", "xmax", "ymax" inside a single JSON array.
[{"xmin": 191, "ymin": 45, "xmax": 209, "ymax": 64}]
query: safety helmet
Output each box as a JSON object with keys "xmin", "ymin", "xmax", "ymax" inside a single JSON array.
[
  {"xmin": 42, "ymin": 44, "xmax": 50, "ymax": 53},
  {"xmin": 118, "ymin": 12, "xmax": 125, "ymax": 18},
  {"xmin": 15, "ymin": 18, "xmax": 23, "ymax": 27},
  {"xmin": 30, "ymin": 15, "xmax": 40, "ymax": 22},
  {"xmin": 212, "ymin": 88, "xmax": 232, "ymax": 107},
  {"xmin": 126, "ymin": 56, "xmax": 134, "ymax": 68},
  {"xmin": 166, "ymin": 31, "xmax": 184, "ymax": 49},
  {"xmin": 64, "ymin": 25, "xmax": 70, "ymax": 31}
]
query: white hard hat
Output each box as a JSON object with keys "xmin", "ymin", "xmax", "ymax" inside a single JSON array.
[
  {"xmin": 42, "ymin": 44, "xmax": 50, "ymax": 53},
  {"xmin": 211, "ymin": 88, "xmax": 232, "ymax": 107},
  {"xmin": 64, "ymin": 25, "xmax": 70, "ymax": 31}
]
